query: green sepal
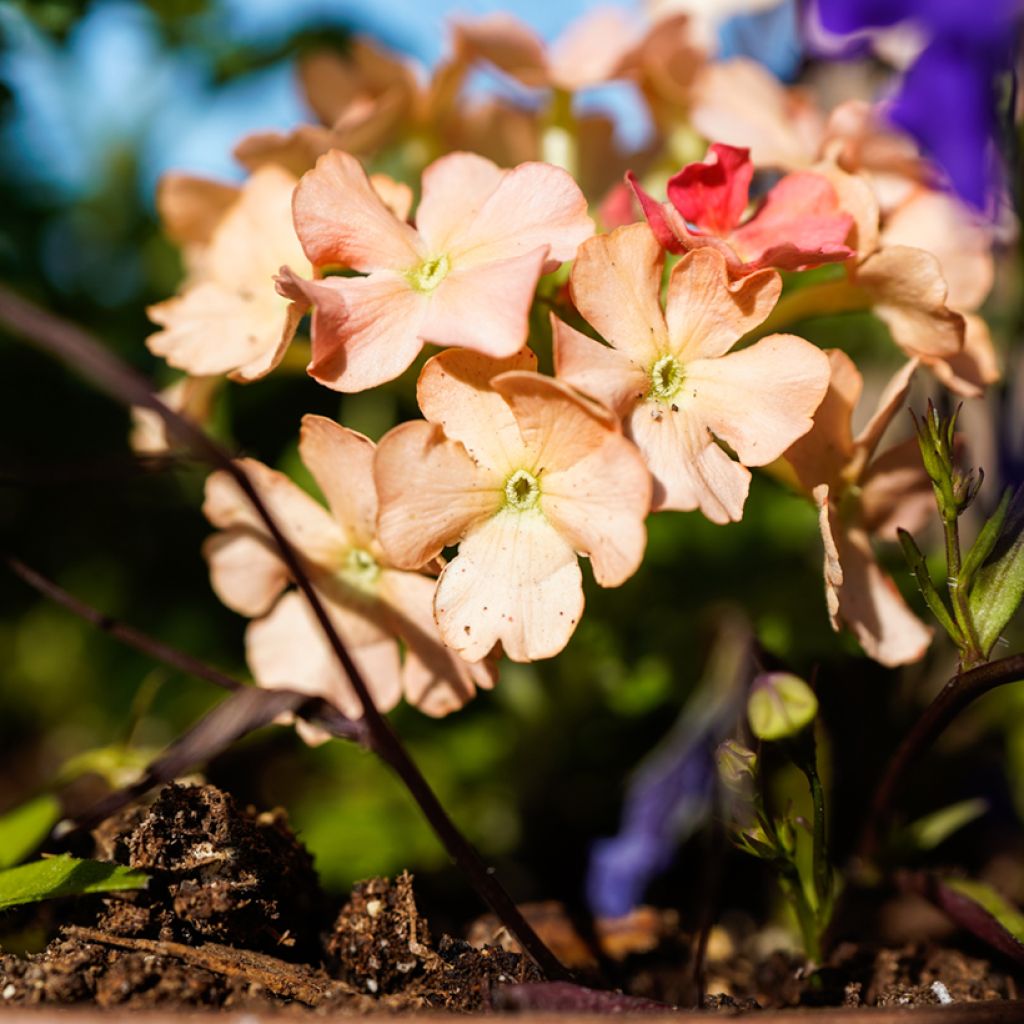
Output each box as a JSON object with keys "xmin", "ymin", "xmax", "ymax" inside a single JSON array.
[
  {"xmin": 897, "ymin": 528, "xmax": 962, "ymax": 642},
  {"xmin": 0, "ymin": 855, "xmax": 148, "ymax": 911},
  {"xmin": 968, "ymin": 484, "xmax": 1024, "ymax": 658}
]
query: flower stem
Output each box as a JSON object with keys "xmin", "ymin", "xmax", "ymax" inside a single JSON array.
[{"xmin": 942, "ymin": 511, "xmax": 985, "ymax": 669}]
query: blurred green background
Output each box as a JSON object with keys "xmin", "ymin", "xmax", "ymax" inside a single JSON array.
[{"xmin": 2, "ymin": 0, "xmax": 1023, "ymax": 946}]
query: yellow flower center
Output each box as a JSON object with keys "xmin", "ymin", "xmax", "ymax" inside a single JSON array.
[
  {"xmin": 410, "ymin": 253, "xmax": 450, "ymax": 293},
  {"xmin": 338, "ymin": 546, "xmax": 381, "ymax": 592},
  {"xmin": 503, "ymin": 469, "xmax": 540, "ymax": 512},
  {"xmin": 649, "ymin": 354, "xmax": 684, "ymax": 402}
]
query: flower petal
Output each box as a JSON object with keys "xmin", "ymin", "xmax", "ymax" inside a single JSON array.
[
  {"xmin": 246, "ymin": 590, "xmax": 402, "ymax": 719},
  {"xmin": 156, "ymin": 173, "xmax": 239, "ymax": 251},
  {"xmin": 419, "ymin": 246, "xmax": 548, "ymax": 358},
  {"xmin": 552, "ymin": 314, "xmax": 647, "ymax": 416},
  {"xmin": 299, "ymin": 415, "xmax": 378, "ymax": 548},
  {"xmin": 547, "ymin": 7, "xmax": 639, "ymax": 91},
  {"xmin": 569, "ymin": 223, "xmax": 668, "ymax": 363},
  {"xmin": 452, "ymin": 14, "xmax": 551, "ymax": 89},
  {"xmin": 378, "ymin": 569, "xmax": 497, "ymax": 716},
  {"xmin": 665, "ymin": 248, "xmax": 782, "ymax": 362},
  {"xmin": 292, "ymin": 149, "xmax": 423, "ymax": 271},
  {"xmin": 300, "ymin": 272, "xmax": 429, "ymax": 392},
  {"xmin": 859, "ymin": 437, "xmax": 935, "ymax": 541},
  {"xmin": 414, "ymin": 151, "xmax": 506, "ymax": 254},
  {"xmin": 375, "ymin": 420, "xmax": 501, "ymax": 569},
  {"xmin": 928, "ymin": 313, "xmax": 1000, "ymax": 397},
  {"xmin": 627, "ymin": 403, "xmax": 751, "ymax": 521},
  {"xmin": 417, "ymin": 348, "xmax": 536, "ymax": 472},
  {"xmin": 852, "ymin": 356, "xmax": 918, "ymax": 459},
  {"xmin": 202, "ymin": 529, "xmax": 288, "ymax": 617},
  {"xmin": 683, "ymin": 334, "xmax": 831, "ymax": 467},
  {"xmin": 434, "ymin": 510, "xmax": 583, "ymax": 662},
  {"xmin": 446, "ymin": 160, "xmax": 593, "ymax": 270},
  {"xmin": 666, "ymin": 143, "xmax": 753, "ymax": 236}
]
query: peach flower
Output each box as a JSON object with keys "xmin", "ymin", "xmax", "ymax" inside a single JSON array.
[
  {"xmin": 553, "ymin": 223, "xmax": 830, "ymax": 522},
  {"xmin": 283, "ymin": 149, "xmax": 592, "ymax": 392},
  {"xmin": 203, "ymin": 415, "xmax": 494, "ymax": 722},
  {"xmin": 784, "ymin": 350, "xmax": 933, "ymax": 666},
  {"xmin": 130, "ymin": 375, "xmax": 219, "ymax": 456},
  {"xmin": 147, "ymin": 165, "xmax": 308, "ymax": 382},
  {"xmin": 628, "ymin": 143, "xmax": 854, "ymax": 275},
  {"xmin": 374, "ymin": 349, "xmax": 651, "ymax": 663}
]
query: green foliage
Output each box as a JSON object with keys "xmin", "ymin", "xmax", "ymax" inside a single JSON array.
[
  {"xmin": 969, "ymin": 486, "xmax": 1024, "ymax": 658},
  {"xmin": 0, "ymin": 856, "xmax": 148, "ymax": 910},
  {"xmin": 901, "ymin": 799, "xmax": 988, "ymax": 853},
  {"xmin": 943, "ymin": 878, "xmax": 1024, "ymax": 943},
  {"xmin": 0, "ymin": 795, "xmax": 61, "ymax": 870}
]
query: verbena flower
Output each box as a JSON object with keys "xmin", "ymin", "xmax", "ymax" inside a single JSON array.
[
  {"xmin": 553, "ymin": 223, "xmax": 830, "ymax": 522},
  {"xmin": 783, "ymin": 350, "xmax": 933, "ymax": 665},
  {"xmin": 283, "ymin": 150, "xmax": 592, "ymax": 392},
  {"xmin": 203, "ymin": 415, "xmax": 494, "ymax": 724},
  {"xmin": 147, "ymin": 164, "xmax": 308, "ymax": 381},
  {"xmin": 627, "ymin": 142, "xmax": 854, "ymax": 275},
  {"xmin": 374, "ymin": 348, "xmax": 651, "ymax": 663}
]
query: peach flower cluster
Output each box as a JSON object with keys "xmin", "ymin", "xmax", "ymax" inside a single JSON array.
[{"xmin": 135, "ymin": 6, "xmax": 1006, "ymax": 726}]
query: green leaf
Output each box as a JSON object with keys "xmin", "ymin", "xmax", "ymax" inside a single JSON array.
[
  {"xmin": 0, "ymin": 856, "xmax": 148, "ymax": 910},
  {"xmin": 942, "ymin": 878, "xmax": 1024, "ymax": 946},
  {"xmin": 898, "ymin": 528, "xmax": 962, "ymax": 643},
  {"xmin": 0, "ymin": 794, "xmax": 61, "ymax": 870},
  {"xmin": 961, "ymin": 488, "xmax": 1011, "ymax": 589},
  {"xmin": 904, "ymin": 798, "xmax": 988, "ymax": 852},
  {"xmin": 969, "ymin": 484, "xmax": 1024, "ymax": 657}
]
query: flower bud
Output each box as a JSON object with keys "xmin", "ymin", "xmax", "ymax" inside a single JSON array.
[
  {"xmin": 715, "ymin": 739, "xmax": 758, "ymax": 792},
  {"xmin": 747, "ymin": 672, "xmax": 818, "ymax": 741}
]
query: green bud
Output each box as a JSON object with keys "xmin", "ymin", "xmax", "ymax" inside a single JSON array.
[
  {"xmin": 747, "ymin": 673, "xmax": 818, "ymax": 742},
  {"xmin": 715, "ymin": 739, "xmax": 758, "ymax": 792}
]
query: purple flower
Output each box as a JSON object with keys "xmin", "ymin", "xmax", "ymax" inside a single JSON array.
[{"xmin": 814, "ymin": 0, "xmax": 1023, "ymax": 209}]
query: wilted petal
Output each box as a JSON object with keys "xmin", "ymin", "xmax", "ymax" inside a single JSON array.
[
  {"xmin": 552, "ymin": 314, "xmax": 647, "ymax": 416},
  {"xmin": 855, "ymin": 245, "xmax": 965, "ymax": 361},
  {"xmin": 665, "ymin": 248, "xmax": 781, "ymax": 362},
  {"xmin": 784, "ymin": 348, "xmax": 862, "ymax": 494},
  {"xmin": 929, "ymin": 313, "xmax": 1000, "ymax": 397},
  {"xmin": 299, "ymin": 415, "xmax": 378, "ymax": 548},
  {"xmin": 375, "ymin": 420, "xmax": 501, "ymax": 569},
  {"xmin": 246, "ymin": 590, "xmax": 402, "ymax": 719},
  {"xmin": 417, "ymin": 348, "xmax": 535, "ymax": 473},
  {"xmin": 666, "ymin": 143, "xmax": 752, "ymax": 236},
  {"xmin": 492, "ymin": 371, "xmax": 651, "ymax": 585},
  {"xmin": 303, "ymin": 273, "xmax": 428, "ymax": 392},
  {"xmin": 415, "ymin": 151, "xmax": 506, "ymax": 253},
  {"xmin": 203, "ymin": 529, "xmax": 288, "ymax": 617},
  {"xmin": 292, "ymin": 149, "xmax": 423, "ymax": 272},
  {"xmin": 814, "ymin": 484, "xmax": 843, "ymax": 629},
  {"xmin": 569, "ymin": 224, "xmax": 668, "ymax": 363},
  {"xmin": 684, "ymin": 334, "xmax": 830, "ymax": 467},
  {"xmin": 852, "ymin": 356, "xmax": 918, "ymax": 459},
  {"xmin": 378, "ymin": 569, "xmax": 497, "ymax": 716},
  {"xmin": 627, "ymin": 403, "xmax": 751, "ymax": 521},
  {"xmin": 434, "ymin": 510, "xmax": 584, "ymax": 662},
  {"xmin": 447, "ymin": 160, "xmax": 593, "ymax": 270},
  {"xmin": 420, "ymin": 247, "xmax": 548, "ymax": 358}
]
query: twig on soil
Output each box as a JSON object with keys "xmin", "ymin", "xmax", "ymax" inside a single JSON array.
[
  {"xmin": 64, "ymin": 926, "xmax": 348, "ymax": 1006},
  {"xmin": 0, "ymin": 283, "xmax": 571, "ymax": 982},
  {"xmin": 858, "ymin": 652, "xmax": 1024, "ymax": 862}
]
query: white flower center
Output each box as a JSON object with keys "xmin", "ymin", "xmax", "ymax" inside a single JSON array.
[
  {"xmin": 338, "ymin": 547, "xmax": 381, "ymax": 592},
  {"xmin": 503, "ymin": 469, "xmax": 540, "ymax": 511},
  {"xmin": 649, "ymin": 354, "xmax": 684, "ymax": 402},
  {"xmin": 410, "ymin": 253, "xmax": 450, "ymax": 293}
]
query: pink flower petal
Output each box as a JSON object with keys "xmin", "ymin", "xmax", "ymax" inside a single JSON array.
[
  {"xmin": 547, "ymin": 7, "xmax": 639, "ymax": 91},
  {"xmin": 569, "ymin": 223, "xmax": 669, "ymax": 364},
  {"xmin": 378, "ymin": 569, "xmax": 497, "ymax": 716},
  {"xmin": 419, "ymin": 246, "xmax": 548, "ymax": 358},
  {"xmin": 784, "ymin": 348, "xmax": 862, "ymax": 494},
  {"xmin": 375, "ymin": 420, "xmax": 501, "ymax": 569},
  {"xmin": 202, "ymin": 530, "xmax": 288, "ymax": 618},
  {"xmin": 417, "ymin": 348, "xmax": 536, "ymax": 473},
  {"xmin": 301, "ymin": 272, "xmax": 429, "ymax": 392},
  {"xmin": 627, "ymin": 402, "xmax": 751, "ymax": 521},
  {"xmin": 665, "ymin": 142, "xmax": 753, "ymax": 236},
  {"xmin": 415, "ymin": 151, "xmax": 506, "ymax": 254},
  {"xmin": 664, "ymin": 248, "xmax": 781, "ymax": 362},
  {"xmin": 434, "ymin": 510, "xmax": 584, "ymax": 662},
  {"xmin": 292, "ymin": 149, "xmax": 423, "ymax": 272},
  {"xmin": 728, "ymin": 171, "xmax": 854, "ymax": 271},
  {"xmin": 299, "ymin": 415, "xmax": 378, "ymax": 548},
  {"xmin": 551, "ymin": 314, "xmax": 647, "ymax": 416},
  {"xmin": 683, "ymin": 334, "xmax": 830, "ymax": 467},
  {"xmin": 446, "ymin": 160, "xmax": 593, "ymax": 271},
  {"xmin": 626, "ymin": 171, "xmax": 693, "ymax": 255},
  {"xmin": 246, "ymin": 590, "xmax": 402, "ymax": 719}
]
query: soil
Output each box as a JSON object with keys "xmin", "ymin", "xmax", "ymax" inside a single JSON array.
[{"xmin": 0, "ymin": 783, "xmax": 1020, "ymax": 1014}]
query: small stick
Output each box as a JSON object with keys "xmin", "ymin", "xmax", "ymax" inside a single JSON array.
[
  {"xmin": 858, "ymin": 652, "xmax": 1024, "ymax": 861},
  {"xmin": 0, "ymin": 284, "xmax": 570, "ymax": 982}
]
